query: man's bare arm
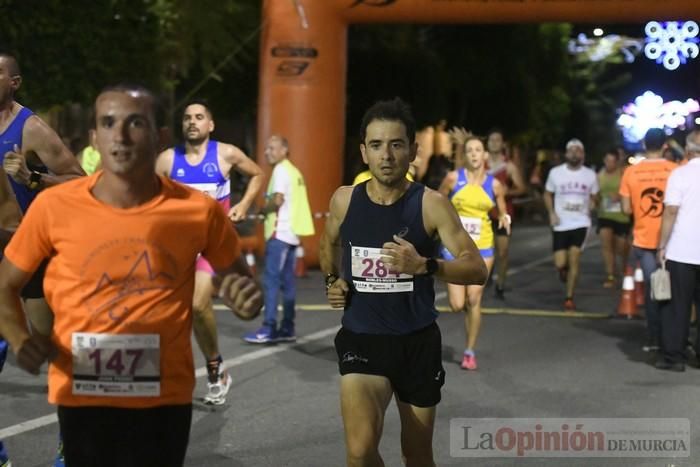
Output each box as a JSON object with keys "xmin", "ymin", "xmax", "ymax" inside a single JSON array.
[
  {"xmin": 0, "ymin": 168, "xmax": 21, "ymax": 228},
  {"xmin": 506, "ymin": 161, "xmax": 528, "ymax": 197},
  {"xmin": 621, "ymin": 196, "xmax": 632, "ymax": 215},
  {"xmin": 261, "ymin": 193, "xmax": 284, "ymax": 215},
  {"xmin": 319, "ymin": 186, "xmax": 352, "ymax": 276},
  {"xmin": 0, "ymin": 258, "xmax": 54, "ymax": 374},
  {"xmin": 657, "ymin": 205, "xmax": 679, "ymax": 262},
  {"xmin": 426, "ymin": 190, "xmax": 488, "ymax": 285},
  {"xmin": 212, "ymin": 254, "xmax": 262, "ymax": 321},
  {"xmin": 22, "ymin": 116, "xmax": 85, "ymax": 185},
  {"xmin": 155, "ymin": 149, "xmax": 175, "ymax": 177},
  {"xmin": 381, "ymin": 190, "xmax": 486, "ymax": 285},
  {"xmin": 221, "ymin": 144, "xmax": 264, "ymax": 222},
  {"xmin": 492, "ymin": 179, "xmax": 512, "ymax": 234},
  {"xmin": 222, "ymin": 144, "xmax": 264, "ymax": 206},
  {"xmin": 321, "ymin": 186, "xmax": 353, "ymax": 308}
]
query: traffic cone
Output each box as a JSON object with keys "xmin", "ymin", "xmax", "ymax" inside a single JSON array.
[
  {"xmin": 245, "ymin": 250, "xmax": 256, "ymax": 276},
  {"xmin": 295, "ymin": 245, "xmax": 307, "ymax": 278},
  {"xmin": 617, "ymin": 265, "xmax": 639, "ymax": 319},
  {"xmin": 634, "ymin": 263, "xmax": 645, "ymax": 307}
]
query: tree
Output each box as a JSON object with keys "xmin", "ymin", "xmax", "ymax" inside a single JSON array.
[{"xmin": 0, "ymin": 0, "xmax": 260, "ymax": 127}]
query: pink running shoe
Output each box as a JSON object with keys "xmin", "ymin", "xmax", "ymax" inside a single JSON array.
[{"xmin": 461, "ymin": 353, "xmax": 477, "ymax": 370}]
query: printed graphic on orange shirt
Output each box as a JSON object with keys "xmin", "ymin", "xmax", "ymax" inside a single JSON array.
[
  {"xmin": 639, "ymin": 187, "xmax": 664, "ymax": 218},
  {"xmin": 80, "ymin": 238, "xmax": 179, "ymax": 324}
]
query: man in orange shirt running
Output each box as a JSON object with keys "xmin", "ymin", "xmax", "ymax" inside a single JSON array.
[
  {"xmin": 0, "ymin": 84, "xmax": 262, "ymax": 467},
  {"xmin": 620, "ymin": 128, "xmax": 677, "ymax": 352}
]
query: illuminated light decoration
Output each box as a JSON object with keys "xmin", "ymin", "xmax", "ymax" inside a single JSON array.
[
  {"xmin": 628, "ymin": 155, "xmax": 646, "ymax": 165},
  {"xmin": 593, "ymin": 28, "xmax": 604, "ymax": 37},
  {"xmin": 616, "ymin": 91, "xmax": 700, "ymax": 143},
  {"xmin": 568, "ymin": 33, "xmax": 642, "ymax": 63},
  {"xmin": 644, "ymin": 21, "xmax": 699, "ymax": 70}
]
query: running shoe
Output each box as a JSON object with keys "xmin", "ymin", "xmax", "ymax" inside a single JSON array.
[
  {"xmin": 461, "ymin": 353, "xmax": 478, "ymax": 370},
  {"xmin": 243, "ymin": 325, "xmax": 277, "ymax": 344},
  {"xmin": 53, "ymin": 437, "xmax": 65, "ymax": 467},
  {"xmin": 494, "ymin": 285, "xmax": 505, "ymax": 300},
  {"xmin": 654, "ymin": 359, "xmax": 685, "ymax": 372},
  {"xmin": 0, "ymin": 339, "xmax": 8, "ymax": 373},
  {"xmin": 642, "ymin": 338, "xmax": 660, "ymax": 352},
  {"xmin": 563, "ymin": 298, "xmax": 576, "ymax": 312},
  {"xmin": 0, "ymin": 440, "xmax": 10, "ymax": 467},
  {"xmin": 203, "ymin": 370, "xmax": 232, "ymax": 406},
  {"xmin": 603, "ymin": 275, "xmax": 616, "ymax": 288},
  {"xmin": 276, "ymin": 325, "xmax": 296, "ymax": 343}
]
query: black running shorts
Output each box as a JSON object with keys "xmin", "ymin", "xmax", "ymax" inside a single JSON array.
[
  {"xmin": 334, "ymin": 322, "xmax": 445, "ymax": 408},
  {"xmin": 596, "ymin": 218, "xmax": 630, "ymax": 237},
  {"xmin": 58, "ymin": 404, "xmax": 192, "ymax": 467},
  {"xmin": 552, "ymin": 227, "xmax": 587, "ymax": 252}
]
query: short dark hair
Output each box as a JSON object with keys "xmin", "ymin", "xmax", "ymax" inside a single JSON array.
[
  {"xmin": 269, "ymin": 134, "xmax": 289, "ymax": 150},
  {"xmin": 0, "ymin": 49, "xmax": 20, "ymax": 76},
  {"xmin": 487, "ymin": 127, "xmax": 505, "ymax": 139},
  {"xmin": 96, "ymin": 83, "xmax": 165, "ymax": 128},
  {"xmin": 604, "ymin": 148, "xmax": 619, "ymax": 158},
  {"xmin": 360, "ymin": 98, "xmax": 416, "ymax": 144},
  {"xmin": 644, "ymin": 128, "xmax": 666, "ymax": 151},
  {"xmin": 183, "ymin": 98, "xmax": 213, "ymax": 119},
  {"xmin": 686, "ymin": 130, "xmax": 700, "ymax": 153}
]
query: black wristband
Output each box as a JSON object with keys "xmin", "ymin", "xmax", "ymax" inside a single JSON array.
[
  {"xmin": 424, "ymin": 258, "xmax": 438, "ymax": 276},
  {"xmin": 325, "ymin": 273, "xmax": 339, "ymax": 290},
  {"xmin": 27, "ymin": 171, "xmax": 43, "ymax": 191}
]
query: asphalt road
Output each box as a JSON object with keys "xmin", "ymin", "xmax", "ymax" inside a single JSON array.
[{"xmin": 1, "ymin": 224, "xmax": 697, "ymax": 467}]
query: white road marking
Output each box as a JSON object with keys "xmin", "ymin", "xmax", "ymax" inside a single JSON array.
[{"xmin": 0, "ymin": 326, "xmax": 340, "ymax": 439}]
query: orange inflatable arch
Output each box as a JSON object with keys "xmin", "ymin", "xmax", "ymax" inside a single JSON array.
[{"xmin": 258, "ymin": 0, "xmax": 697, "ymax": 265}]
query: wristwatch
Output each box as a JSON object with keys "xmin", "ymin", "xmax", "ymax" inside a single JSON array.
[
  {"xmin": 27, "ymin": 171, "xmax": 43, "ymax": 191},
  {"xmin": 325, "ymin": 273, "xmax": 339, "ymax": 290},
  {"xmin": 424, "ymin": 258, "xmax": 438, "ymax": 276}
]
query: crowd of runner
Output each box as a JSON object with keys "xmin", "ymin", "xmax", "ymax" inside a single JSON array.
[{"xmin": 0, "ymin": 49, "xmax": 698, "ymax": 466}]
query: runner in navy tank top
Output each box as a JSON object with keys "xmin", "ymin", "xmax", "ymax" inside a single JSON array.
[
  {"xmin": 156, "ymin": 99, "xmax": 263, "ymax": 405},
  {"xmin": 320, "ymin": 98, "xmax": 487, "ymax": 467},
  {"xmin": 0, "ymin": 51, "xmax": 84, "ymax": 467},
  {"xmin": 0, "ymin": 52, "xmax": 84, "ymax": 328}
]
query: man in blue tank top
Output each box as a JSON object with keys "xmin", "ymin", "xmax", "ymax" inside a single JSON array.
[
  {"xmin": 156, "ymin": 99, "xmax": 263, "ymax": 405},
  {"xmin": 0, "ymin": 50, "xmax": 85, "ymax": 467},
  {"xmin": 320, "ymin": 98, "xmax": 488, "ymax": 467}
]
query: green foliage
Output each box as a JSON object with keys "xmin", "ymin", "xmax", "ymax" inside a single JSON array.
[
  {"xmin": 0, "ymin": 0, "xmax": 260, "ymax": 122},
  {"xmin": 1, "ymin": 0, "xmax": 161, "ymax": 108},
  {"xmin": 346, "ymin": 23, "xmax": 575, "ymax": 153},
  {"xmin": 346, "ymin": 22, "xmax": 632, "ymax": 163}
]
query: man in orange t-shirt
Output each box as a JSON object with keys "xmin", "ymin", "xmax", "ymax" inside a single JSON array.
[
  {"xmin": 620, "ymin": 128, "xmax": 677, "ymax": 352},
  {"xmin": 0, "ymin": 85, "xmax": 262, "ymax": 467}
]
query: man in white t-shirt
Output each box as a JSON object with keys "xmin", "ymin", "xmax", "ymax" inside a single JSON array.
[
  {"xmin": 244, "ymin": 135, "xmax": 314, "ymax": 343},
  {"xmin": 656, "ymin": 130, "xmax": 700, "ymax": 371},
  {"xmin": 544, "ymin": 138, "xmax": 599, "ymax": 311}
]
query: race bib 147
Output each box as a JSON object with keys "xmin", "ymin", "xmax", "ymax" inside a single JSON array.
[{"xmin": 72, "ymin": 333, "xmax": 160, "ymax": 397}]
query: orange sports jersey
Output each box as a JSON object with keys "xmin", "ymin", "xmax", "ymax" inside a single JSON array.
[
  {"xmin": 619, "ymin": 159, "xmax": 677, "ymax": 249},
  {"xmin": 4, "ymin": 174, "xmax": 240, "ymax": 408}
]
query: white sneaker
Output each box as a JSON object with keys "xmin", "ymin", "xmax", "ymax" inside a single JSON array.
[{"xmin": 203, "ymin": 370, "xmax": 232, "ymax": 405}]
